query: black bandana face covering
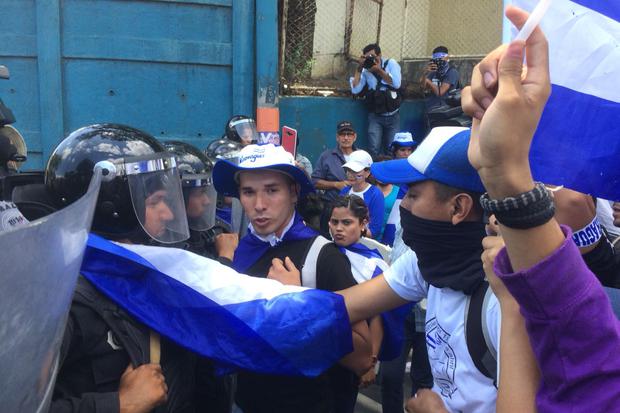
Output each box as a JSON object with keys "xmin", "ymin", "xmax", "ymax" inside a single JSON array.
[{"xmin": 400, "ymin": 206, "xmax": 486, "ymax": 295}]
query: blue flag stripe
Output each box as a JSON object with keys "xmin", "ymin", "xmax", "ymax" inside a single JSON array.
[
  {"xmin": 570, "ymin": 0, "xmax": 620, "ymax": 23},
  {"xmin": 82, "ymin": 235, "xmax": 353, "ymax": 377},
  {"xmin": 531, "ymin": 84, "xmax": 620, "ymax": 200}
]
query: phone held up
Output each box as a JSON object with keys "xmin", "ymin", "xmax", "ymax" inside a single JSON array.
[{"xmin": 281, "ymin": 126, "xmax": 297, "ymax": 158}]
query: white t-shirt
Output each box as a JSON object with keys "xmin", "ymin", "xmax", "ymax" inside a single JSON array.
[
  {"xmin": 349, "ymin": 184, "xmax": 371, "ymax": 198},
  {"xmin": 384, "ymin": 249, "xmax": 500, "ymax": 413}
]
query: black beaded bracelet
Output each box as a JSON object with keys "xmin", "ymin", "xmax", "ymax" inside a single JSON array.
[{"xmin": 479, "ymin": 182, "xmax": 555, "ymax": 229}]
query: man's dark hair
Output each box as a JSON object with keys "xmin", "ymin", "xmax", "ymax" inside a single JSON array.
[
  {"xmin": 433, "ymin": 181, "xmax": 483, "ymax": 218},
  {"xmin": 363, "ymin": 43, "xmax": 381, "ymax": 55},
  {"xmin": 432, "ymin": 45, "xmax": 449, "ymax": 54},
  {"xmin": 297, "ymin": 192, "xmax": 323, "ymax": 232}
]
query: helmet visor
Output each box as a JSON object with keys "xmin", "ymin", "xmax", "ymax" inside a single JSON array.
[
  {"xmin": 231, "ymin": 197, "xmax": 249, "ymax": 238},
  {"xmin": 182, "ymin": 172, "xmax": 217, "ymax": 231},
  {"xmin": 230, "ymin": 118, "xmax": 258, "ymax": 146},
  {"xmin": 126, "ymin": 155, "xmax": 190, "ymax": 244}
]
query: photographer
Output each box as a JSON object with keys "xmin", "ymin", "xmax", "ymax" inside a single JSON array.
[
  {"xmin": 350, "ymin": 43, "xmax": 402, "ymax": 160},
  {"xmin": 420, "ymin": 46, "xmax": 461, "ymax": 110}
]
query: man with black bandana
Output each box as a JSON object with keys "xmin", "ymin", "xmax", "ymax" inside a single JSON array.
[
  {"xmin": 421, "ymin": 46, "xmax": 461, "ymax": 111},
  {"xmin": 270, "ymin": 126, "xmax": 502, "ymax": 411}
]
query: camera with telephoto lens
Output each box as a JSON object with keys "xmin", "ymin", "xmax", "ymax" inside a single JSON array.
[{"xmin": 363, "ymin": 55, "xmax": 377, "ymax": 69}]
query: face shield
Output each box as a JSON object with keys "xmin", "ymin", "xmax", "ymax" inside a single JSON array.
[
  {"xmin": 230, "ymin": 118, "xmax": 258, "ymax": 146},
  {"xmin": 231, "ymin": 197, "xmax": 249, "ymax": 238},
  {"xmin": 181, "ymin": 172, "xmax": 217, "ymax": 231},
  {"xmin": 125, "ymin": 154, "xmax": 190, "ymax": 244}
]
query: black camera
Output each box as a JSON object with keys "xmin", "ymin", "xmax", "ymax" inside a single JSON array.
[{"xmin": 363, "ymin": 55, "xmax": 377, "ymax": 69}]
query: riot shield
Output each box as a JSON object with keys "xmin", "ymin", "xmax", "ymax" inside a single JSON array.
[{"xmin": 0, "ymin": 169, "xmax": 101, "ymax": 412}]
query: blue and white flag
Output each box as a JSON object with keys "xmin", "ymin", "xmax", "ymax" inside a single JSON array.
[
  {"xmin": 507, "ymin": 1, "xmax": 620, "ymax": 200},
  {"xmin": 81, "ymin": 234, "xmax": 353, "ymax": 377},
  {"xmin": 340, "ymin": 242, "xmax": 413, "ymax": 360},
  {"xmin": 381, "ymin": 186, "xmax": 407, "ymax": 247}
]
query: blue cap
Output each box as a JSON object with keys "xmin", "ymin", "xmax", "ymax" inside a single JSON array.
[
  {"xmin": 371, "ymin": 127, "xmax": 485, "ymax": 193},
  {"xmin": 213, "ymin": 144, "xmax": 314, "ymax": 198}
]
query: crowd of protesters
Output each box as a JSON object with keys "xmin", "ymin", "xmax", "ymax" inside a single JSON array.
[{"xmin": 2, "ymin": 5, "xmax": 620, "ymax": 413}]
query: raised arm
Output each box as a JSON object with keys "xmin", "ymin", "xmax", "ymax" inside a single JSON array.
[
  {"xmin": 464, "ymin": 5, "xmax": 620, "ymax": 411},
  {"xmin": 463, "ymin": 5, "xmax": 562, "ymax": 269}
]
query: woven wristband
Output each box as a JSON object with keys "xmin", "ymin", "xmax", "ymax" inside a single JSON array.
[{"xmin": 479, "ymin": 182, "xmax": 555, "ymax": 229}]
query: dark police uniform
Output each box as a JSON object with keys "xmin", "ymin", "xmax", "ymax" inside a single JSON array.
[{"xmin": 51, "ymin": 277, "xmax": 200, "ymax": 413}]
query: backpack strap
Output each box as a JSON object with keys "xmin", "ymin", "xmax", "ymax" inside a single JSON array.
[
  {"xmin": 300, "ymin": 235, "xmax": 332, "ymax": 288},
  {"xmin": 377, "ymin": 59, "xmax": 401, "ymax": 92},
  {"xmin": 464, "ymin": 280, "xmax": 498, "ymax": 386}
]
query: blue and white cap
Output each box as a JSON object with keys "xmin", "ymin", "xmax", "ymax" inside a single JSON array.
[
  {"xmin": 371, "ymin": 127, "xmax": 484, "ymax": 193},
  {"xmin": 390, "ymin": 132, "xmax": 417, "ymax": 149},
  {"xmin": 213, "ymin": 143, "xmax": 315, "ymax": 197}
]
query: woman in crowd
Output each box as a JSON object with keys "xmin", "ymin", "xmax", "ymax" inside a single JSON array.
[{"xmin": 328, "ymin": 195, "xmax": 388, "ymax": 391}]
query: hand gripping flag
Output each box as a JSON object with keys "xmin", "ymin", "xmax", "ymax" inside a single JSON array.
[
  {"xmin": 81, "ymin": 235, "xmax": 353, "ymax": 377},
  {"xmin": 339, "ymin": 242, "xmax": 413, "ymax": 361},
  {"xmin": 507, "ymin": 1, "xmax": 620, "ymax": 200}
]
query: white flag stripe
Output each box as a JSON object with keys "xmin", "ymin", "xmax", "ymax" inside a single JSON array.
[
  {"xmin": 410, "ymin": 127, "xmax": 468, "ymax": 173},
  {"xmin": 117, "ymin": 243, "xmax": 308, "ymax": 305},
  {"xmin": 344, "ymin": 249, "xmax": 388, "ymax": 284},
  {"xmin": 512, "ymin": 0, "xmax": 620, "ymax": 103}
]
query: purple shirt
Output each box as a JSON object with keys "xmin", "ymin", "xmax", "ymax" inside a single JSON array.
[{"xmin": 494, "ymin": 225, "xmax": 620, "ymax": 412}]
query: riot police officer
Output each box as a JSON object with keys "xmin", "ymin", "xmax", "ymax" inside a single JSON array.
[
  {"xmin": 165, "ymin": 140, "xmax": 240, "ymax": 259},
  {"xmin": 224, "ymin": 115, "xmax": 258, "ymax": 147},
  {"xmin": 47, "ymin": 124, "xmax": 201, "ymax": 413}
]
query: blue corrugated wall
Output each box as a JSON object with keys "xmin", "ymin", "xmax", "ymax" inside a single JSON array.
[
  {"xmin": 0, "ymin": 0, "xmax": 255, "ymax": 170},
  {"xmin": 0, "ymin": 0, "xmax": 426, "ymax": 170}
]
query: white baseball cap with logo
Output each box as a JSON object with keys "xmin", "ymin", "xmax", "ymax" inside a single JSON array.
[
  {"xmin": 342, "ymin": 150, "xmax": 373, "ymax": 173},
  {"xmin": 213, "ymin": 143, "xmax": 315, "ymax": 197}
]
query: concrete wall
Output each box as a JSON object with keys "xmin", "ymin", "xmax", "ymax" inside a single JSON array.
[
  {"xmin": 310, "ymin": 0, "xmax": 347, "ymax": 78},
  {"xmin": 307, "ymin": 0, "xmax": 503, "ymax": 79},
  {"xmin": 280, "ymin": 96, "xmax": 427, "ymax": 164},
  {"xmin": 427, "ymin": 0, "xmax": 502, "ymax": 56}
]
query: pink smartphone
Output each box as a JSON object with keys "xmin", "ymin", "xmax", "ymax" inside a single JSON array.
[{"xmin": 281, "ymin": 126, "xmax": 297, "ymax": 158}]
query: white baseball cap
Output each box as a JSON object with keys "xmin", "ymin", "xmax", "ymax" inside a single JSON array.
[
  {"xmin": 342, "ymin": 150, "xmax": 373, "ymax": 173},
  {"xmin": 213, "ymin": 144, "xmax": 314, "ymax": 197}
]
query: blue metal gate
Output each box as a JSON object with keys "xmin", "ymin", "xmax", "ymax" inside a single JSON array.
[{"xmin": 0, "ymin": 0, "xmax": 255, "ymax": 170}]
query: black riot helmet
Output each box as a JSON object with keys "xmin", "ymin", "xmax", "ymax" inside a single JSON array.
[
  {"xmin": 205, "ymin": 138, "xmax": 229, "ymax": 158},
  {"xmin": 206, "ymin": 139, "xmax": 242, "ymax": 164},
  {"xmin": 45, "ymin": 124, "xmax": 189, "ymax": 244},
  {"xmin": 163, "ymin": 141, "xmax": 217, "ymax": 231},
  {"xmin": 225, "ymin": 115, "xmax": 258, "ymax": 146}
]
